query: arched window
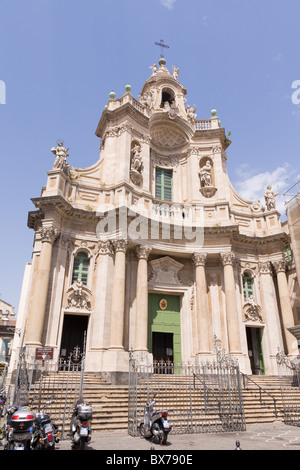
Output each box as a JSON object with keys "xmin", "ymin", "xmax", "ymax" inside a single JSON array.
[
  {"xmin": 72, "ymin": 252, "xmax": 90, "ymax": 286},
  {"xmin": 243, "ymin": 272, "xmax": 254, "ymax": 300}
]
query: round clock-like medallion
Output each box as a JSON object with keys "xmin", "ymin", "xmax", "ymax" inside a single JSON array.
[{"xmin": 159, "ymin": 299, "xmax": 168, "ymax": 310}]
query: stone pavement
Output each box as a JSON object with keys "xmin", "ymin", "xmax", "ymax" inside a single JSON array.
[{"xmin": 54, "ymin": 422, "xmax": 300, "ymax": 451}]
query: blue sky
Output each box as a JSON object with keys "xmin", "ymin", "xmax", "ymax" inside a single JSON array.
[{"xmin": 0, "ymin": 0, "xmax": 300, "ymax": 311}]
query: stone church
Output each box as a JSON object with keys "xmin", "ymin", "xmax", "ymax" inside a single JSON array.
[{"xmin": 16, "ymin": 56, "xmax": 300, "ymax": 383}]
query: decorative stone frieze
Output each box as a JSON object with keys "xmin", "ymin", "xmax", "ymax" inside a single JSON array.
[
  {"xmin": 66, "ymin": 279, "xmax": 92, "ymax": 311},
  {"xmin": 148, "ymin": 256, "xmax": 184, "ymax": 286},
  {"xmin": 243, "ymin": 296, "xmax": 263, "ymax": 323}
]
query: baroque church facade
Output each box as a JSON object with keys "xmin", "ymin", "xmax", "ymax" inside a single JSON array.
[{"xmin": 16, "ymin": 57, "xmax": 300, "ymax": 383}]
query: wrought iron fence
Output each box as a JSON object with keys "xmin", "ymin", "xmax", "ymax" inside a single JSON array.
[
  {"xmin": 128, "ymin": 341, "xmax": 245, "ymax": 436},
  {"xmin": 4, "ymin": 346, "xmax": 86, "ymax": 438},
  {"xmin": 276, "ymin": 349, "xmax": 300, "ymax": 426}
]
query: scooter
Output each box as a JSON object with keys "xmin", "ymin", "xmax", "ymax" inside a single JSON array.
[
  {"xmin": 31, "ymin": 400, "xmax": 60, "ymax": 450},
  {"xmin": 139, "ymin": 394, "xmax": 171, "ymax": 445},
  {"xmin": 70, "ymin": 401, "xmax": 92, "ymax": 450},
  {"xmin": 3, "ymin": 403, "xmax": 35, "ymax": 450}
]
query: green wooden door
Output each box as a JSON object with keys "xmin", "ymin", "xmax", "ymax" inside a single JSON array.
[{"xmin": 148, "ymin": 293, "xmax": 181, "ymax": 364}]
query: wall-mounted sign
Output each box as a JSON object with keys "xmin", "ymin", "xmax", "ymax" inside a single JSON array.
[{"xmin": 35, "ymin": 347, "xmax": 53, "ymax": 361}]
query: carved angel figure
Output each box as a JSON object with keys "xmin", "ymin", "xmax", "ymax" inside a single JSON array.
[
  {"xmin": 186, "ymin": 104, "xmax": 197, "ymax": 123},
  {"xmin": 172, "ymin": 66, "xmax": 180, "ymax": 80},
  {"xmin": 149, "ymin": 63, "xmax": 158, "ymax": 74}
]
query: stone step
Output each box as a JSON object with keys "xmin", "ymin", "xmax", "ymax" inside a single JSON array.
[{"xmin": 27, "ymin": 372, "xmax": 300, "ymax": 433}]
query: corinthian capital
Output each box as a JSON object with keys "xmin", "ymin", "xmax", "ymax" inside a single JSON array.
[
  {"xmin": 258, "ymin": 261, "xmax": 272, "ymax": 275},
  {"xmin": 98, "ymin": 240, "xmax": 114, "ymax": 255},
  {"xmin": 192, "ymin": 252, "xmax": 207, "ymax": 267},
  {"xmin": 273, "ymin": 259, "xmax": 287, "ymax": 273},
  {"xmin": 39, "ymin": 226, "xmax": 60, "ymax": 244},
  {"xmin": 111, "ymin": 239, "xmax": 129, "ymax": 253},
  {"xmin": 220, "ymin": 251, "xmax": 235, "ymax": 266},
  {"xmin": 135, "ymin": 244, "xmax": 152, "ymax": 260}
]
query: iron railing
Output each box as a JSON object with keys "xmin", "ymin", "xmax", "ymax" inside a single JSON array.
[{"xmin": 128, "ymin": 353, "xmax": 245, "ymax": 436}]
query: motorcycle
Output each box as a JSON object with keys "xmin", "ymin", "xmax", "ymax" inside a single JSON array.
[
  {"xmin": 3, "ymin": 403, "xmax": 35, "ymax": 450},
  {"xmin": 70, "ymin": 401, "xmax": 92, "ymax": 450},
  {"xmin": 31, "ymin": 400, "xmax": 60, "ymax": 450},
  {"xmin": 0, "ymin": 388, "xmax": 6, "ymax": 418},
  {"xmin": 139, "ymin": 394, "xmax": 171, "ymax": 445}
]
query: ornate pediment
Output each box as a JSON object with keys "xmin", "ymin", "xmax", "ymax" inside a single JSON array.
[
  {"xmin": 65, "ymin": 279, "xmax": 92, "ymax": 311},
  {"xmin": 148, "ymin": 256, "xmax": 184, "ymax": 285}
]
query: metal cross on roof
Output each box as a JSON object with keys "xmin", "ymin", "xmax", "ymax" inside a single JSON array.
[{"xmin": 155, "ymin": 39, "xmax": 170, "ymax": 58}]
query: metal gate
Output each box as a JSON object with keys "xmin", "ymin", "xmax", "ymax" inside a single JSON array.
[
  {"xmin": 276, "ymin": 349, "xmax": 300, "ymax": 426},
  {"xmin": 128, "ymin": 338, "xmax": 245, "ymax": 435},
  {"xmin": 5, "ymin": 344, "xmax": 87, "ymax": 438}
]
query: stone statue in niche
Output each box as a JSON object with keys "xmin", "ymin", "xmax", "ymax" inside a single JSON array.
[
  {"xmin": 199, "ymin": 159, "xmax": 217, "ymax": 198},
  {"xmin": 199, "ymin": 160, "xmax": 212, "ymax": 187},
  {"xmin": 130, "ymin": 143, "xmax": 143, "ymax": 185},
  {"xmin": 163, "ymin": 99, "xmax": 179, "ymax": 119},
  {"xmin": 51, "ymin": 140, "xmax": 69, "ymax": 170},
  {"xmin": 264, "ymin": 185, "xmax": 279, "ymax": 211}
]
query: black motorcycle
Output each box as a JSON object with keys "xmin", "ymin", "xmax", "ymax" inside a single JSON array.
[{"xmin": 31, "ymin": 400, "xmax": 60, "ymax": 450}]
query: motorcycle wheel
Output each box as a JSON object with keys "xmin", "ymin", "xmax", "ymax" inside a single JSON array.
[
  {"xmin": 79, "ymin": 436, "xmax": 86, "ymax": 450},
  {"xmin": 151, "ymin": 422, "xmax": 167, "ymax": 445},
  {"xmin": 139, "ymin": 422, "xmax": 152, "ymax": 440}
]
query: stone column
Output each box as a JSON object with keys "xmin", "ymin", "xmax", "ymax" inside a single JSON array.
[
  {"xmin": 273, "ymin": 259, "xmax": 298, "ymax": 356},
  {"xmin": 109, "ymin": 239, "xmax": 128, "ymax": 350},
  {"xmin": 25, "ymin": 226, "xmax": 60, "ymax": 346},
  {"xmin": 258, "ymin": 261, "xmax": 283, "ymax": 374},
  {"xmin": 134, "ymin": 245, "xmax": 152, "ymax": 352},
  {"xmin": 220, "ymin": 252, "xmax": 241, "ymax": 354},
  {"xmin": 91, "ymin": 240, "xmax": 114, "ymax": 350},
  {"xmin": 192, "ymin": 252, "xmax": 210, "ymax": 355}
]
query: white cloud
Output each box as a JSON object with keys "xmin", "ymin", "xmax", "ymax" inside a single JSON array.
[
  {"xmin": 160, "ymin": 0, "xmax": 176, "ymax": 9},
  {"xmin": 233, "ymin": 163, "xmax": 298, "ymax": 217}
]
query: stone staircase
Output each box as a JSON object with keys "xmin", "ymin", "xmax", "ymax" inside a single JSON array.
[{"xmin": 28, "ymin": 372, "xmax": 300, "ymax": 434}]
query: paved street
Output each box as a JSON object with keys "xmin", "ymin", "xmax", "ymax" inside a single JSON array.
[
  {"xmin": 53, "ymin": 422, "xmax": 300, "ymax": 451},
  {"xmin": 2, "ymin": 422, "xmax": 300, "ymax": 456}
]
